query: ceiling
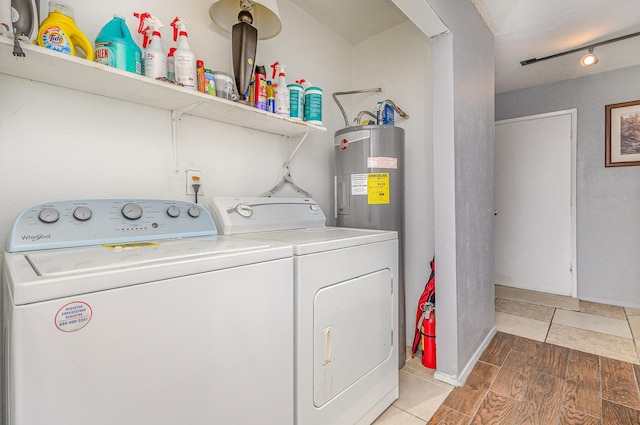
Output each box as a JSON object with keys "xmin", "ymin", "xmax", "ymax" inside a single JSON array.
[
  {"xmin": 290, "ymin": 0, "xmax": 640, "ymax": 94},
  {"xmin": 289, "ymin": 0, "xmax": 409, "ymax": 44}
]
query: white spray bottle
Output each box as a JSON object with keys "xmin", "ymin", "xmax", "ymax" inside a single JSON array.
[
  {"xmin": 272, "ymin": 61, "xmax": 290, "ymax": 117},
  {"xmin": 135, "ymin": 12, "xmax": 167, "ymax": 81},
  {"xmin": 170, "ymin": 17, "xmax": 196, "ymax": 90}
]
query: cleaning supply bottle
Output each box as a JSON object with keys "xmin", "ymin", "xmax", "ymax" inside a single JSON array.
[
  {"xmin": 170, "ymin": 17, "xmax": 196, "ymax": 90},
  {"xmin": 167, "ymin": 47, "xmax": 176, "ymax": 79},
  {"xmin": 375, "ymin": 100, "xmax": 395, "ymax": 125},
  {"xmin": 37, "ymin": 1, "xmax": 93, "ymax": 60},
  {"xmin": 271, "ymin": 61, "xmax": 290, "ymax": 117},
  {"xmin": 134, "ymin": 12, "xmax": 166, "ymax": 80},
  {"xmin": 254, "ymin": 65, "xmax": 267, "ymax": 110},
  {"xmin": 94, "ymin": 14, "xmax": 142, "ymax": 74},
  {"xmin": 196, "ymin": 60, "xmax": 205, "ymax": 92},
  {"xmin": 302, "ymin": 81, "xmax": 322, "ymax": 125},
  {"xmin": 266, "ymin": 80, "xmax": 275, "ymax": 113},
  {"xmin": 288, "ymin": 82, "xmax": 304, "ymax": 120}
]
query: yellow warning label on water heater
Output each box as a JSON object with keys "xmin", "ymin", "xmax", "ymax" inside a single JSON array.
[{"xmin": 367, "ymin": 173, "xmax": 390, "ymax": 204}]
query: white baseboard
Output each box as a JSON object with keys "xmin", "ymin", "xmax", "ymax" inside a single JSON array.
[{"xmin": 433, "ymin": 326, "xmax": 497, "ymax": 387}]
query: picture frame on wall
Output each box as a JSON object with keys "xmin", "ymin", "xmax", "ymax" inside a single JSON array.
[{"xmin": 605, "ymin": 100, "xmax": 640, "ymax": 167}]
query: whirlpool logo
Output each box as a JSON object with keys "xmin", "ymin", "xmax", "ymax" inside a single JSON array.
[{"xmin": 21, "ymin": 233, "xmax": 52, "ymax": 241}]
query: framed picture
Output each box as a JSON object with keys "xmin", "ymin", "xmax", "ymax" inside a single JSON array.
[{"xmin": 605, "ymin": 100, "xmax": 640, "ymax": 167}]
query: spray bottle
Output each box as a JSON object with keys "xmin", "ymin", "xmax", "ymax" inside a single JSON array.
[
  {"xmin": 271, "ymin": 61, "xmax": 290, "ymax": 117},
  {"xmin": 166, "ymin": 47, "xmax": 176, "ymax": 79},
  {"xmin": 134, "ymin": 12, "xmax": 166, "ymax": 81},
  {"xmin": 170, "ymin": 17, "xmax": 196, "ymax": 90}
]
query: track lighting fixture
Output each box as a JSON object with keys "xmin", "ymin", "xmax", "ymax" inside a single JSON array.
[
  {"xmin": 520, "ymin": 30, "xmax": 640, "ymax": 67},
  {"xmin": 580, "ymin": 47, "xmax": 598, "ymax": 67}
]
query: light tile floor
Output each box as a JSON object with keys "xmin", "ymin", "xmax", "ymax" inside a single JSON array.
[
  {"xmin": 372, "ymin": 285, "xmax": 640, "ymax": 424},
  {"xmin": 494, "ymin": 285, "xmax": 640, "ymax": 365},
  {"xmin": 372, "ymin": 353, "xmax": 454, "ymax": 424}
]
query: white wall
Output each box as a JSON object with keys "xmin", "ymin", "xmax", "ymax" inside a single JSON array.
[{"xmin": 351, "ymin": 22, "xmax": 434, "ymax": 348}]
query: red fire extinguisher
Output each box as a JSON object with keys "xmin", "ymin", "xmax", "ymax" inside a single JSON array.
[
  {"xmin": 420, "ymin": 303, "xmax": 436, "ymax": 368},
  {"xmin": 411, "ymin": 257, "xmax": 436, "ymax": 368}
]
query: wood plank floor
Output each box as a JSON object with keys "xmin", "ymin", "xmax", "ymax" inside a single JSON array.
[{"xmin": 427, "ymin": 332, "xmax": 640, "ymax": 425}]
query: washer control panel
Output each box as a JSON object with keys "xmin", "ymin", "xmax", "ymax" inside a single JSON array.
[
  {"xmin": 8, "ymin": 199, "xmax": 217, "ymax": 252},
  {"xmin": 211, "ymin": 197, "xmax": 325, "ymax": 235}
]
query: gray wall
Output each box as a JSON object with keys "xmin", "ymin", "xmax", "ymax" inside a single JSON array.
[
  {"xmin": 496, "ymin": 65, "xmax": 640, "ymax": 308},
  {"xmin": 429, "ymin": 0, "xmax": 496, "ymax": 384}
]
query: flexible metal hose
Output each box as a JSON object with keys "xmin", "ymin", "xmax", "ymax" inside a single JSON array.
[{"xmin": 332, "ymin": 88, "xmax": 382, "ymax": 128}]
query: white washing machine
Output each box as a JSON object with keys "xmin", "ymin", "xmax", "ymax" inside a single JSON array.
[
  {"xmin": 210, "ymin": 197, "xmax": 399, "ymax": 425},
  {"xmin": 2, "ymin": 199, "xmax": 294, "ymax": 425}
]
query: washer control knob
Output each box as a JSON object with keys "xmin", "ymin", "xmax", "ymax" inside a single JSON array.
[
  {"xmin": 187, "ymin": 206, "xmax": 201, "ymax": 218},
  {"xmin": 121, "ymin": 203, "xmax": 143, "ymax": 220},
  {"xmin": 236, "ymin": 204, "xmax": 253, "ymax": 218},
  {"xmin": 310, "ymin": 204, "xmax": 319, "ymax": 211},
  {"xmin": 166, "ymin": 205, "xmax": 181, "ymax": 218},
  {"xmin": 73, "ymin": 206, "xmax": 92, "ymax": 221},
  {"xmin": 38, "ymin": 207, "xmax": 60, "ymax": 223}
]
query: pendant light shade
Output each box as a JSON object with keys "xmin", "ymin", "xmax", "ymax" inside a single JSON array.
[{"xmin": 209, "ymin": 0, "xmax": 282, "ymax": 40}]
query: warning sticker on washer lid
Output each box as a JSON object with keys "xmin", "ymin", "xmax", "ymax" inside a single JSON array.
[
  {"xmin": 367, "ymin": 157, "xmax": 398, "ymax": 169},
  {"xmin": 55, "ymin": 301, "xmax": 92, "ymax": 332}
]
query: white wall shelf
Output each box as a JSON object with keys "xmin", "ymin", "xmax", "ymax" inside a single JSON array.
[{"xmin": 0, "ymin": 37, "xmax": 326, "ymax": 137}]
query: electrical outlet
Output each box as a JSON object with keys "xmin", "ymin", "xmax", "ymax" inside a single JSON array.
[{"xmin": 186, "ymin": 170, "xmax": 203, "ymax": 195}]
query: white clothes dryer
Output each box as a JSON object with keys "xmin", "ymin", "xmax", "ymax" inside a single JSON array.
[
  {"xmin": 211, "ymin": 197, "xmax": 399, "ymax": 425},
  {"xmin": 2, "ymin": 199, "xmax": 294, "ymax": 425}
]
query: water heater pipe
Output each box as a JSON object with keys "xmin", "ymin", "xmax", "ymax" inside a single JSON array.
[
  {"xmin": 332, "ymin": 88, "xmax": 382, "ymax": 128},
  {"xmin": 354, "ymin": 110, "xmax": 376, "ymax": 125}
]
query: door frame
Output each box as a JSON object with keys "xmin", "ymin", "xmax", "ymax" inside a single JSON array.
[{"xmin": 495, "ymin": 109, "xmax": 578, "ymax": 298}]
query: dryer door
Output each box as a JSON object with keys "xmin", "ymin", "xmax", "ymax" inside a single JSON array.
[{"xmin": 313, "ymin": 269, "xmax": 393, "ymax": 407}]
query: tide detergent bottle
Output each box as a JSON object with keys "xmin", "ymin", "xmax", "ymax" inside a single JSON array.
[
  {"xmin": 94, "ymin": 14, "xmax": 142, "ymax": 74},
  {"xmin": 37, "ymin": 1, "xmax": 93, "ymax": 60}
]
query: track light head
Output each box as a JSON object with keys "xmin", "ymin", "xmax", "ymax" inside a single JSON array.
[{"xmin": 580, "ymin": 47, "xmax": 598, "ymax": 67}]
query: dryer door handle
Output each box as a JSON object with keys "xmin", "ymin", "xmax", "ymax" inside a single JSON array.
[{"xmin": 321, "ymin": 326, "xmax": 333, "ymax": 365}]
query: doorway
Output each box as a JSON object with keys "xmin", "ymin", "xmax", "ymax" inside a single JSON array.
[{"xmin": 494, "ymin": 109, "xmax": 577, "ymax": 297}]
